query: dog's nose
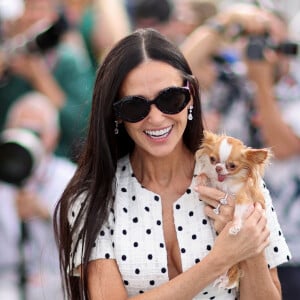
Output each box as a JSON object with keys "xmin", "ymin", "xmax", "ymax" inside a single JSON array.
[{"xmin": 216, "ymin": 165, "xmax": 223, "ymax": 173}]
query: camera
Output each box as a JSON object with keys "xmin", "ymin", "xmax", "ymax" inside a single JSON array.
[
  {"xmin": 0, "ymin": 12, "xmax": 68, "ymax": 86},
  {"xmin": 0, "ymin": 128, "xmax": 44, "ymax": 186},
  {"xmin": 246, "ymin": 32, "xmax": 299, "ymax": 60},
  {"xmin": 2, "ymin": 12, "xmax": 68, "ymax": 57}
]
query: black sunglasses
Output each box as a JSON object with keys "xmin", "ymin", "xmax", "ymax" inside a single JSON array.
[{"xmin": 113, "ymin": 86, "xmax": 191, "ymax": 123}]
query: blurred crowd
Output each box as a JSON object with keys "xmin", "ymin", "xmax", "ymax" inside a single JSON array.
[{"xmin": 0, "ymin": 0, "xmax": 299, "ymax": 299}]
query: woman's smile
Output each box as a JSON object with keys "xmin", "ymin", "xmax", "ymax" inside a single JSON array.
[{"xmin": 144, "ymin": 125, "xmax": 173, "ymax": 140}]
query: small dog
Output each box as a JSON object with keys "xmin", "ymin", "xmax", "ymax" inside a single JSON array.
[{"xmin": 195, "ymin": 130, "xmax": 272, "ymax": 288}]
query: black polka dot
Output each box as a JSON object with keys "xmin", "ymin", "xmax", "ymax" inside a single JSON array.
[
  {"xmin": 160, "ymin": 243, "xmax": 164, "ymax": 248},
  {"xmin": 274, "ymin": 247, "xmax": 278, "ymax": 253},
  {"xmin": 135, "ymin": 269, "xmax": 140, "ymax": 274},
  {"xmin": 287, "ymin": 255, "xmax": 290, "ymax": 261},
  {"xmin": 100, "ymin": 230, "xmax": 105, "ymax": 236},
  {"xmin": 139, "ymin": 291, "xmax": 144, "ymax": 294},
  {"xmin": 122, "ymin": 255, "xmax": 127, "ymax": 261},
  {"xmin": 146, "ymin": 229, "xmax": 151, "ymax": 234},
  {"xmin": 122, "ymin": 230, "xmax": 127, "ymax": 235},
  {"xmin": 279, "ymin": 231, "xmax": 282, "ymax": 236},
  {"xmin": 207, "ymin": 245, "xmax": 211, "ymax": 251},
  {"xmin": 132, "ymin": 196, "xmax": 136, "ymax": 201},
  {"xmin": 71, "ymin": 211, "xmax": 75, "ymax": 217},
  {"xmin": 148, "ymin": 254, "xmax": 153, "ymax": 260},
  {"xmin": 105, "ymin": 253, "xmax": 110, "ymax": 259},
  {"xmin": 110, "ymin": 229, "xmax": 114, "ymax": 235},
  {"xmin": 161, "ymin": 267, "xmax": 167, "ymax": 273},
  {"xmin": 181, "ymin": 248, "xmax": 186, "ymax": 253},
  {"xmin": 124, "ymin": 280, "xmax": 129, "ymax": 285},
  {"xmin": 203, "ymin": 291, "xmax": 208, "ymax": 295},
  {"xmin": 145, "ymin": 206, "xmax": 150, "ymax": 212},
  {"xmin": 122, "ymin": 166, "xmax": 126, "ymax": 171},
  {"xmin": 202, "ymin": 219, "xmax": 208, "ymax": 225},
  {"xmin": 189, "ymin": 211, "xmax": 194, "ymax": 217},
  {"xmin": 133, "ymin": 217, "xmax": 138, "ymax": 223},
  {"xmin": 178, "ymin": 226, "xmax": 183, "ymax": 231},
  {"xmin": 133, "ymin": 242, "xmax": 139, "ymax": 247},
  {"xmin": 186, "ymin": 188, "xmax": 191, "ymax": 194},
  {"xmin": 121, "ymin": 187, "xmax": 127, "ymax": 192},
  {"xmin": 154, "ymin": 195, "xmax": 160, "ymax": 201},
  {"xmin": 227, "ymin": 289, "xmax": 232, "ymax": 294},
  {"xmin": 157, "ymin": 220, "xmax": 161, "ymax": 226},
  {"xmin": 149, "ymin": 280, "xmax": 155, "ymax": 286},
  {"xmin": 192, "ymin": 234, "xmax": 197, "ymax": 240},
  {"xmin": 175, "ymin": 204, "xmax": 181, "ymax": 210},
  {"xmin": 195, "ymin": 258, "xmax": 200, "ymax": 263},
  {"xmin": 210, "ymin": 297, "xmax": 215, "ymax": 300},
  {"xmin": 123, "ymin": 207, "xmax": 128, "ymax": 213}
]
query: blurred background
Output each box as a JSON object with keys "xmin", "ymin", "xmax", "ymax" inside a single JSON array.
[{"xmin": 0, "ymin": 0, "xmax": 299, "ymax": 299}]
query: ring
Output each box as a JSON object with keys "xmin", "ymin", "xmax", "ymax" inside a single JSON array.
[
  {"xmin": 220, "ymin": 193, "xmax": 229, "ymax": 205},
  {"xmin": 213, "ymin": 203, "xmax": 221, "ymax": 215}
]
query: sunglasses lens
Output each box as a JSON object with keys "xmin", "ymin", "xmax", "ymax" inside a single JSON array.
[
  {"xmin": 114, "ymin": 87, "xmax": 190, "ymax": 122},
  {"xmin": 116, "ymin": 97, "xmax": 149, "ymax": 122},
  {"xmin": 157, "ymin": 88, "xmax": 189, "ymax": 114}
]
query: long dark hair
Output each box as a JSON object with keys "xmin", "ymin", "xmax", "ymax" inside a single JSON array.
[{"xmin": 54, "ymin": 28, "xmax": 204, "ymax": 299}]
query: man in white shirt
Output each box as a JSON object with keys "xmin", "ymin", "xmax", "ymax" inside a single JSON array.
[{"xmin": 0, "ymin": 91, "xmax": 76, "ymax": 300}]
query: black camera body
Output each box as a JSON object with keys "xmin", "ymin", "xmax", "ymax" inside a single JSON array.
[
  {"xmin": 246, "ymin": 32, "xmax": 299, "ymax": 60},
  {"xmin": 0, "ymin": 128, "xmax": 44, "ymax": 186},
  {"xmin": 3, "ymin": 13, "xmax": 68, "ymax": 56},
  {"xmin": 0, "ymin": 13, "xmax": 68, "ymax": 86}
]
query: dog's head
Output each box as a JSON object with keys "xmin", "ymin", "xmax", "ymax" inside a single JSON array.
[{"xmin": 195, "ymin": 131, "xmax": 272, "ymax": 184}]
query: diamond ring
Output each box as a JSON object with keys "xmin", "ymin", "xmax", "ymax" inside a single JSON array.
[
  {"xmin": 220, "ymin": 193, "xmax": 229, "ymax": 205},
  {"xmin": 213, "ymin": 203, "xmax": 221, "ymax": 215}
]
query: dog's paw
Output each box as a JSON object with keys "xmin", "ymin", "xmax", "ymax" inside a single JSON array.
[
  {"xmin": 229, "ymin": 225, "xmax": 241, "ymax": 235},
  {"xmin": 213, "ymin": 274, "xmax": 229, "ymax": 289}
]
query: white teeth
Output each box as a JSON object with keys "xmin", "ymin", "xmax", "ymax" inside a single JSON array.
[{"xmin": 145, "ymin": 126, "xmax": 172, "ymax": 138}]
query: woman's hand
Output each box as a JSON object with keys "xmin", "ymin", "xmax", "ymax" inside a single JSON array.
[
  {"xmin": 195, "ymin": 175, "xmax": 235, "ymax": 233},
  {"xmin": 212, "ymin": 202, "xmax": 270, "ymax": 267}
]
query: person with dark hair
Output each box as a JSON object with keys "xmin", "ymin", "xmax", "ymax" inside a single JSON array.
[{"xmin": 54, "ymin": 28, "xmax": 290, "ymax": 299}]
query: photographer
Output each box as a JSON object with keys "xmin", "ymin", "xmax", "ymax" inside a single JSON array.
[
  {"xmin": 0, "ymin": 91, "xmax": 76, "ymax": 300},
  {"xmin": 182, "ymin": 4, "xmax": 300, "ymax": 299},
  {"xmin": 0, "ymin": 0, "xmax": 95, "ymax": 162}
]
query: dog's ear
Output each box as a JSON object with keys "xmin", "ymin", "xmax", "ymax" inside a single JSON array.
[
  {"xmin": 244, "ymin": 148, "xmax": 272, "ymax": 165},
  {"xmin": 203, "ymin": 130, "xmax": 218, "ymax": 144},
  {"xmin": 196, "ymin": 130, "xmax": 218, "ymax": 160}
]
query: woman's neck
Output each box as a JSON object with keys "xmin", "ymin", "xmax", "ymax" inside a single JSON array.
[{"xmin": 130, "ymin": 145, "xmax": 195, "ymax": 190}]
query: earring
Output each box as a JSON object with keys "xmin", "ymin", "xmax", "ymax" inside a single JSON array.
[
  {"xmin": 114, "ymin": 120, "xmax": 119, "ymax": 135},
  {"xmin": 188, "ymin": 105, "xmax": 193, "ymax": 121}
]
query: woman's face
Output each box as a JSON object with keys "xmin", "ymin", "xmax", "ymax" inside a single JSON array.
[{"xmin": 119, "ymin": 60, "xmax": 193, "ymax": 158}]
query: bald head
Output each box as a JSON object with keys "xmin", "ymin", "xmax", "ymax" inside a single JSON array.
[{"xmin": 6, "ymin": 92, "xmax": 60, "ymax": 152}]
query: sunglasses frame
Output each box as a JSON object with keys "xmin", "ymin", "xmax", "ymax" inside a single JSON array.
[{"xmin": 113, "ymin": 86, "xmax": 191, "ymax": 123}]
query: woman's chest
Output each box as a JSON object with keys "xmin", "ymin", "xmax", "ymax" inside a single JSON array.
[{"xmin": 112, "ymin": 186, "xmax": 217, "ymax": 295}]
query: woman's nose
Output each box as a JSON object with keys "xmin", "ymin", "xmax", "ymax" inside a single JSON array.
[{"xmin": 146, "ymin": 104, "xmax": 165, "ymax": 123}]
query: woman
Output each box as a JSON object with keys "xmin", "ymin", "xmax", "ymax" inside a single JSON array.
[{"xmin": 54, "ymin": 28, "xmax": 290, "ymax": 299}]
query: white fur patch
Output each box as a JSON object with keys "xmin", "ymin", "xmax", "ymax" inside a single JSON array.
[{"xmin": 219, "ymin": 139, "xmax": 232, "ymax": 163}]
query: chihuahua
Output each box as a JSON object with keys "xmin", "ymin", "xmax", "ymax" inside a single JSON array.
[{"xmin": 195, "ymin": 130, "xmax": 272, "ymax": 288}]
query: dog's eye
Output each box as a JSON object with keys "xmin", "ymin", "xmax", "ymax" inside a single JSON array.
[
  {"xmin": 210, "ymin": 156, "xmax": 216, "ymax": 164},
  {"xmin": 227, "ymin": 162, "xmax": 236, "ymax": 170}
]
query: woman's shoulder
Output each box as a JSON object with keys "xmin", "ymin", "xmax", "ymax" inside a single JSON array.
[{"xmin": 116, "ymin": 154, "xmax": 131, "ymax": 177}]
